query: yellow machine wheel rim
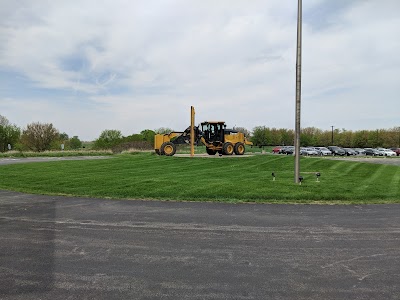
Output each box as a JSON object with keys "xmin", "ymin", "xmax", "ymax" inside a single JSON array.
[
  {"xmin": 164, "ymin": 145, "xmax": 174, "ymax": 155},
  {"xmin": 227, "ymin": 145, "xmax": 234, "ymax": 154}
]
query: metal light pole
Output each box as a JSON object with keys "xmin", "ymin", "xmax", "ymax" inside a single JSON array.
[
  {"xmin": 331, "ymin": 126, "xmax": 334, "ymax": 145},
  {"xmin": 294, "ymin": 0, "xmax": 302, "ymax": 184}
]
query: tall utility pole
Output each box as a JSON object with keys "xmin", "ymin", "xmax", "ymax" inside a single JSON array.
[
  {"xmin": 294, "ymin": 0, "xmax": 302, "ymax": 184},
  {"xmin": 331, "ymin": 126, "xmax": 334, "ymax": 144}
]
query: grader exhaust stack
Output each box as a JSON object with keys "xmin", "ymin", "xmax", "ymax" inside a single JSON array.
[{"xmin": 154, "ymin": 106, "xmax": 252, "ymax": 156}]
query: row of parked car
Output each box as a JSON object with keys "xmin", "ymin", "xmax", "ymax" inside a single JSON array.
[{"xmin": 272, "ymin": 146, "xmax": 400, "ymax": 156}]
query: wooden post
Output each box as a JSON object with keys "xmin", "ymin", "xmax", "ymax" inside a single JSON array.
[{"xmin": 190, "ymin": 106, "xmax": 195, "ymax": 157}]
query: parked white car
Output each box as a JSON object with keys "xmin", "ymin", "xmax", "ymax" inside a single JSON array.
[
  {"xmin": 376, "ymin": 148, "xmax": 386, "ymax": 156},
  {"xmin": 380, "ymin": 149, "xmax": 396, "ymax": 156}
]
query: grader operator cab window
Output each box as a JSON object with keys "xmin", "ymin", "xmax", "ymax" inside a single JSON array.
[{"xmin": 201, "ymin": 122, "xmax": 225, "ymax": 143}]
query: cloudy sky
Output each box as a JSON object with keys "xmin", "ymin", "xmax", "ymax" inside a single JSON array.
[{"xmin": 1, "ymin": 0, "xmax": 399, "ymax": 140}]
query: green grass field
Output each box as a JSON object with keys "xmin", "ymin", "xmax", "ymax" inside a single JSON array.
[
  {"xmin": 0, "ymin": 153, "xmax": 399, "ymax": 204},
  {"xmin": 0, "ymin": 150, "xmax": 113, "ymax": 158}
]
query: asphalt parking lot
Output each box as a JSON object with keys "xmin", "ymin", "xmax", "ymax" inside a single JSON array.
[{"xmin": 1, "ymin": 190, "xmax": 399, "ymax": 300}]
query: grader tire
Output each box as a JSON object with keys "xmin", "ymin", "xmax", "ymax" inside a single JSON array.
[
  {"xmin": 160, "ymin": 142, "xmax": 176, "ymax": 156},
  {"xmin": 223, "ymin": 142, "xmax": 234, "ymax": 155},
  {"xmin": 234, "ymin": 142, "xmax": 245, "ymax": 155}
]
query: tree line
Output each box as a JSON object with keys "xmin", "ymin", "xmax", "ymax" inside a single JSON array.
[
  {"xmin": 91, "ymin": 128, "xmax": 174, "ymax": 152},
  {"xmin": 1, "ymin": 114, "xmax": 399, "ymax": 152},
  {"xmin": 251, "ymin": 126, "xmax": 400, "ymax": 148},
  {"xmin": 0, "ymin": 115, "xmax": 82, "ymax": 152},
  {"xmin": 0, "ymin": 114, "xmax": 174, "ymax": 152}
]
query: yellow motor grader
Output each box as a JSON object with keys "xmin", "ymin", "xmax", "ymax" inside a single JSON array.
[{"xmin": 154, "ymin": 107, "xmax": 252, "ymax": 156}]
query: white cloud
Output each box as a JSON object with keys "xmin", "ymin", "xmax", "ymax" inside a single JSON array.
[{"xmin": 0, "ymin": 0, "xmax": 399, "ymax": 140}]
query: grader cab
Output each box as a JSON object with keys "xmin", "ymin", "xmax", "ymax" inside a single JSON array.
[{"xmin": 154, "ymin": 107, "xmax": 252, "ymax": 156}]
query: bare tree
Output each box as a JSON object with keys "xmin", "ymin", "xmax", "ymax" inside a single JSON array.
[
  {"xmin": 154, "ymin": 127, "xmax": 174, "ymax": 134},
  {"xmin": 233, "ymin": 126, "xmax": 251, "ymax": 137},
  {"xmin": 21, "ymin": 122, "xmax": 59, "ymax": 152},
  {"xmin": 0, "ymin": 115, "xmax": 10, "ymax": 126}
]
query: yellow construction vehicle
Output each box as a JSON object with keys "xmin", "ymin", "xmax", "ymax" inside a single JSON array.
[{"xmin": 154, "ymin": 107, "xmax": 252, "ymax": 156}]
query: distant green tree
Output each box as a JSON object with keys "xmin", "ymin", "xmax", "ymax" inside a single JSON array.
[
  {"xmin": 353, "ymin": 130, "xmax": 368, "ymax": 148},
  {"xmin": 251, "ymin": 126, "xmax": 268, "ymax": 146},
  {"xmin": 379, "ymin": 128, "xmax": 398, "ymax": 148},
  {"xmin": 123, "ymin": 134, "xmax": 144, "ymax": 142},
  {"xmin": 316, "ymin": 130, "xmax": 331, "ymax": 146},
  {"xmin": 140, "ymin": 129, "xmax": 156, "ymax": 143},
  {"xmin": 300, "ymin": 127, "xmax": 322, "ymax": 147},
  {"xmin": 59, "ymin": 132, "xmax": 69, "ymax": 141},
  {"xmin": 340, "ymin": 129, "xmax": 354, "ymax": 147},
  {"xmin": 93, "ymin": 129, "xmax": 122, "ymax": 149},
  {"xmin": 367, "ymin": 130, "xmax": 380, "ymax": 148},
  {"xmin": 69, "ymin": 136, "xmax": 82, "ymax": 149},
  {"xmin": 0, "ymin": 115, "xmax": 21, "ymax": 152},
  {"xmin": 269, "ymin": 128, "xmax": 281, "ymax": 146},
  {"xmin": 279, "ymin": 128, "xmax": 294, "ymax": 146}
]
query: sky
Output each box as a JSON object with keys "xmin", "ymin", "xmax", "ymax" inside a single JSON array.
[{"xmin": 0, "ymin": 0, "xmax": 399, "ymax": 141}]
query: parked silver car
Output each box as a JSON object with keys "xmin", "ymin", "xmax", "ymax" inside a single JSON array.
[
  {"xmin": 300, "ymin": 147, "xmax": 318, "ymax": 156},
  {"xmin": 314, "ymin": 147, "xmax": 332, "ymax": 156}
]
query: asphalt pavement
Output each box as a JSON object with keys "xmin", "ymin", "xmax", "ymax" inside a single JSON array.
[{"xmin": 1, "ymin": 191, "xmax": 399, "ymax": 299}]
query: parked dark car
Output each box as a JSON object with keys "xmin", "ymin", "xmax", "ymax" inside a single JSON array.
[
  {"xmin": 282, "ymin": 146, "xmax": 295, "ymax": 155},
  {"xmin": 364, "ymin": 148, "xmax": 380, "ymax": 156},
  {"xmin": 278, "ymin": 146, "xmax": 288, "ymax": 154},
  {"xmin": 343, "ymin": 148, "xmax": 357, "ymax": 156},
  {"xmin": 390, "ymin": 148, "xmax": 400, "ymax": 156},
  {"xmin": 327, "ymin": 146, "xmax": 346, "ymax": 156},
  {"xmin": 354, "ymin": 148, "xmax": 366, "ymax": 155}
]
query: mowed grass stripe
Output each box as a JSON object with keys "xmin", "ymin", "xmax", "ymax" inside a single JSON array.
[
  {"xmin": 0, "ymin": 153, "xmax": 399, "ymax": 203},
  {"xmin": 387, "ymin": 167, "xmax": 400, "ymax": 197}
]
